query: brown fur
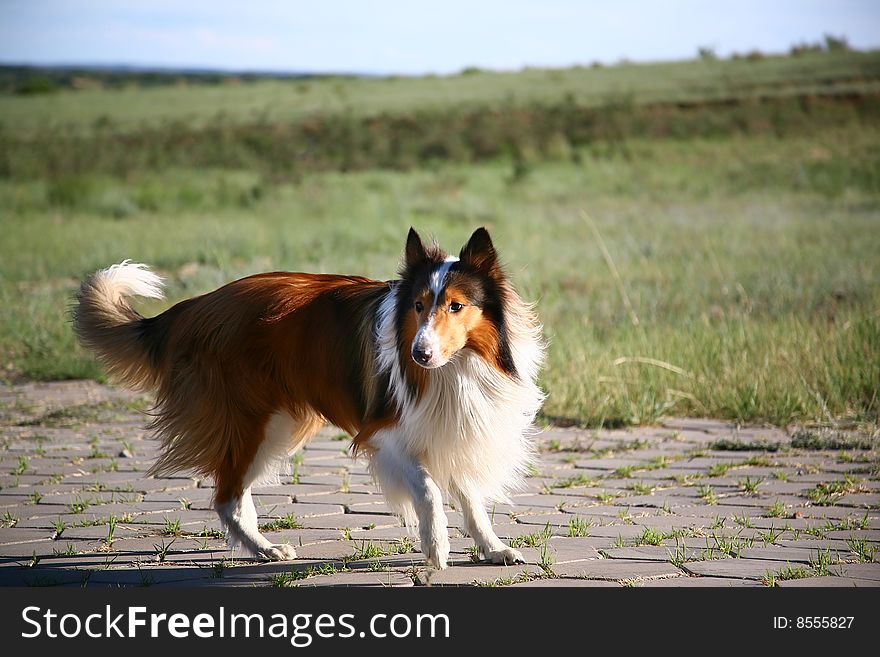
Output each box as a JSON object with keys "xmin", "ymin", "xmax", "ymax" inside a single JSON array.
[
  {"xmin": 433, "ymin": 284, "xmax": 486, "ymax": 361},
  {"xmin": 75, "ymin": 271, "xmax": 394, "ymax": 505},
  {"xmin": 395, "ymin": 294, "xmax": 431, "ymax": 403}
]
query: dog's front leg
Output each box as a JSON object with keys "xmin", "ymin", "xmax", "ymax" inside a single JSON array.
[
  {"xmin": 369, "ymin": 443, "xmax": 449, "ymax": 569},
  {"xmin": 413, "ymin": 475, "xmax": 450, "ymax": 570},
  {"xmin": 452, "ymin": 484, "xmax": 524, "ymax": 565}
]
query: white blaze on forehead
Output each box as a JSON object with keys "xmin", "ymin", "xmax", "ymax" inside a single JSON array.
[
  {"xmin": 429, "ymin": 256, "xmax": 459, "ymax": 299},
  {"xmin": 415, "ymin": 256, "xmax": 460, "ymax": 363}
]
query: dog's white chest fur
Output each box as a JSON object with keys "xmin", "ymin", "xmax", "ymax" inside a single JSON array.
[{"xmin": 372, "ymin": 288, "xmax": 544, "ymax": 505}]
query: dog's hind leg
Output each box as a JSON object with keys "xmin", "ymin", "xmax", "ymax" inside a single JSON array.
[
  {"xmin": 215, "ymin": 410, "xmax": 322, "ymax": 561},
  {"xmin": 216, "ymin": 487, "xmax": 296, "ymax": 560},
  {"xmin": 452, "ymin": 484, "xmax": 524, "ymax": 565}
]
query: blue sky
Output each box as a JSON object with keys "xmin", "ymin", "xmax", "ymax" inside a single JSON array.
[{"xmin": 1, "ymin": 0, "xmax": 878, "ymax": 75}]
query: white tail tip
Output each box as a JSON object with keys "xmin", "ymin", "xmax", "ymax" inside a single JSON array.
[{"xmin": 99, "ymin": 260, "xmax": 164, "ymax": 300}]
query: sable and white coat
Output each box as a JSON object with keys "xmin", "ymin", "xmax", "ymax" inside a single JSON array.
[{"xmin": 73, "ymin": 227, "xmax": 545, "ymax": 568}]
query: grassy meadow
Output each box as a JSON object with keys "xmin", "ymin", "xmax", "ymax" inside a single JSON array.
[
  {"xmin": 2, "ymin": 49, "xmax": 878, "ymax": 134},
  {"xmin": 1, "ymin": 51, "xmax": 878, "ymax": 430}
]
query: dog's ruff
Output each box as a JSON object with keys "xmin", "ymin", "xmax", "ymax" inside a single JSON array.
[{"xmin": 73, "ymin": 228, "xmax": 544, "ymax": 568}]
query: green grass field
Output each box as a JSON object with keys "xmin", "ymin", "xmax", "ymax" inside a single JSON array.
[
  {"xmin": 2, "ymin": 50, "xmax": 879, "ymax": 135},
  {"xmin": 1, "ymin": 52, "xmax": 878, "ymax": 430}
]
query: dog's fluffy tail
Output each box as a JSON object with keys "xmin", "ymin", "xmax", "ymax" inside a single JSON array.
[{"xmin": 73, "ymin": 261, "xmax": 165, "ymax": 391}]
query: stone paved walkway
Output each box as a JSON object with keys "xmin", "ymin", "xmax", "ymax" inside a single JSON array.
[{"xmin": 1, "ymin": 381, "xmax": 878, "ymax": 588}]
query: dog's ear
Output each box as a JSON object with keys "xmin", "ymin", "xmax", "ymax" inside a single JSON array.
[
  {"xmin": 459, "ymin": 227, "xmax": 498, "ymax": 273},
  {"xmin": 404, "ymin": 227, "xmax": 428, "ymax": 269}
]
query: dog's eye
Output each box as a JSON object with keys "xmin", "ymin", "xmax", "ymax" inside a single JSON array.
[
  {"xmin": 414, "ymin": 301, "xmax": 424, "ymax": 313},
  {"xmin": 449, "ymin": 302, "xmax": 463, "ymax": 313}
]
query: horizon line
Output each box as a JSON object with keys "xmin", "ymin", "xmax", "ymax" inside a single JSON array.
[{"xmin": 2, "ymin": 46, "xmax": 876, "ymax": 80}]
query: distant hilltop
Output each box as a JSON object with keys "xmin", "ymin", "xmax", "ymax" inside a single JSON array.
[
  {"xmin": 1, "ymin": 36, "xmax": 873, "ymax": 95},
  {"xmin": 0, "ymin": 64, "xmax": 377, "ymax": 95}
]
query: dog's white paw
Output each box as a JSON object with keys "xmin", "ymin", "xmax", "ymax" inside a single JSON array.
[
  {"xmin": 259, "ymin": 544, "xmax": 298, "ymax": 561},
  {"xmin": 421, "ymin": 531, "xmax": 450, "ymax": 569},
  {"xmin": 487, "ymin": 546, "xmax": 524, "ymax": 565}
]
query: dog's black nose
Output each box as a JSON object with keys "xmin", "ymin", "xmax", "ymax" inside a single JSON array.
[{"xmin": 412, "ymin": 346, "xmax": 432, "ymax": 365}]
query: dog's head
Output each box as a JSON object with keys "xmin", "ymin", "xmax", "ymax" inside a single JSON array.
[{"xmin": 396, "ymin": 227, "xmax": 516, "ymax": 375}]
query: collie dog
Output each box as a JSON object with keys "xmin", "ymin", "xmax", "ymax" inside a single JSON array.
[{"xmin": 73, "ymin": 227, "xmax": 544, "ymax": 568}]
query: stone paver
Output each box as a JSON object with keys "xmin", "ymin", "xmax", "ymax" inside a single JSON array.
[
  {"xmin": 292, "ymin": 571, "xmax": 414, "ymax": 587},
  {"xmin": 683, "ymin": 559, "xmax": 815, "ymax": 581},
  {"xmin": 776, "ymin": 576, "xmax": 880, "ymax": 587},
  {"xmin": 552, "ymin": 559, "xmax": 682, "ymax": 581},
  {"xmin": 1, "ymin": 381, "xmax": 878, "ymax": 587},
  {"xmin": 641, "ymin": 576, "xmax": 763, "ymax": 587},
  {"xmin": 509, "ymin": 578, "xmax": 620, "ymax": 587}
]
